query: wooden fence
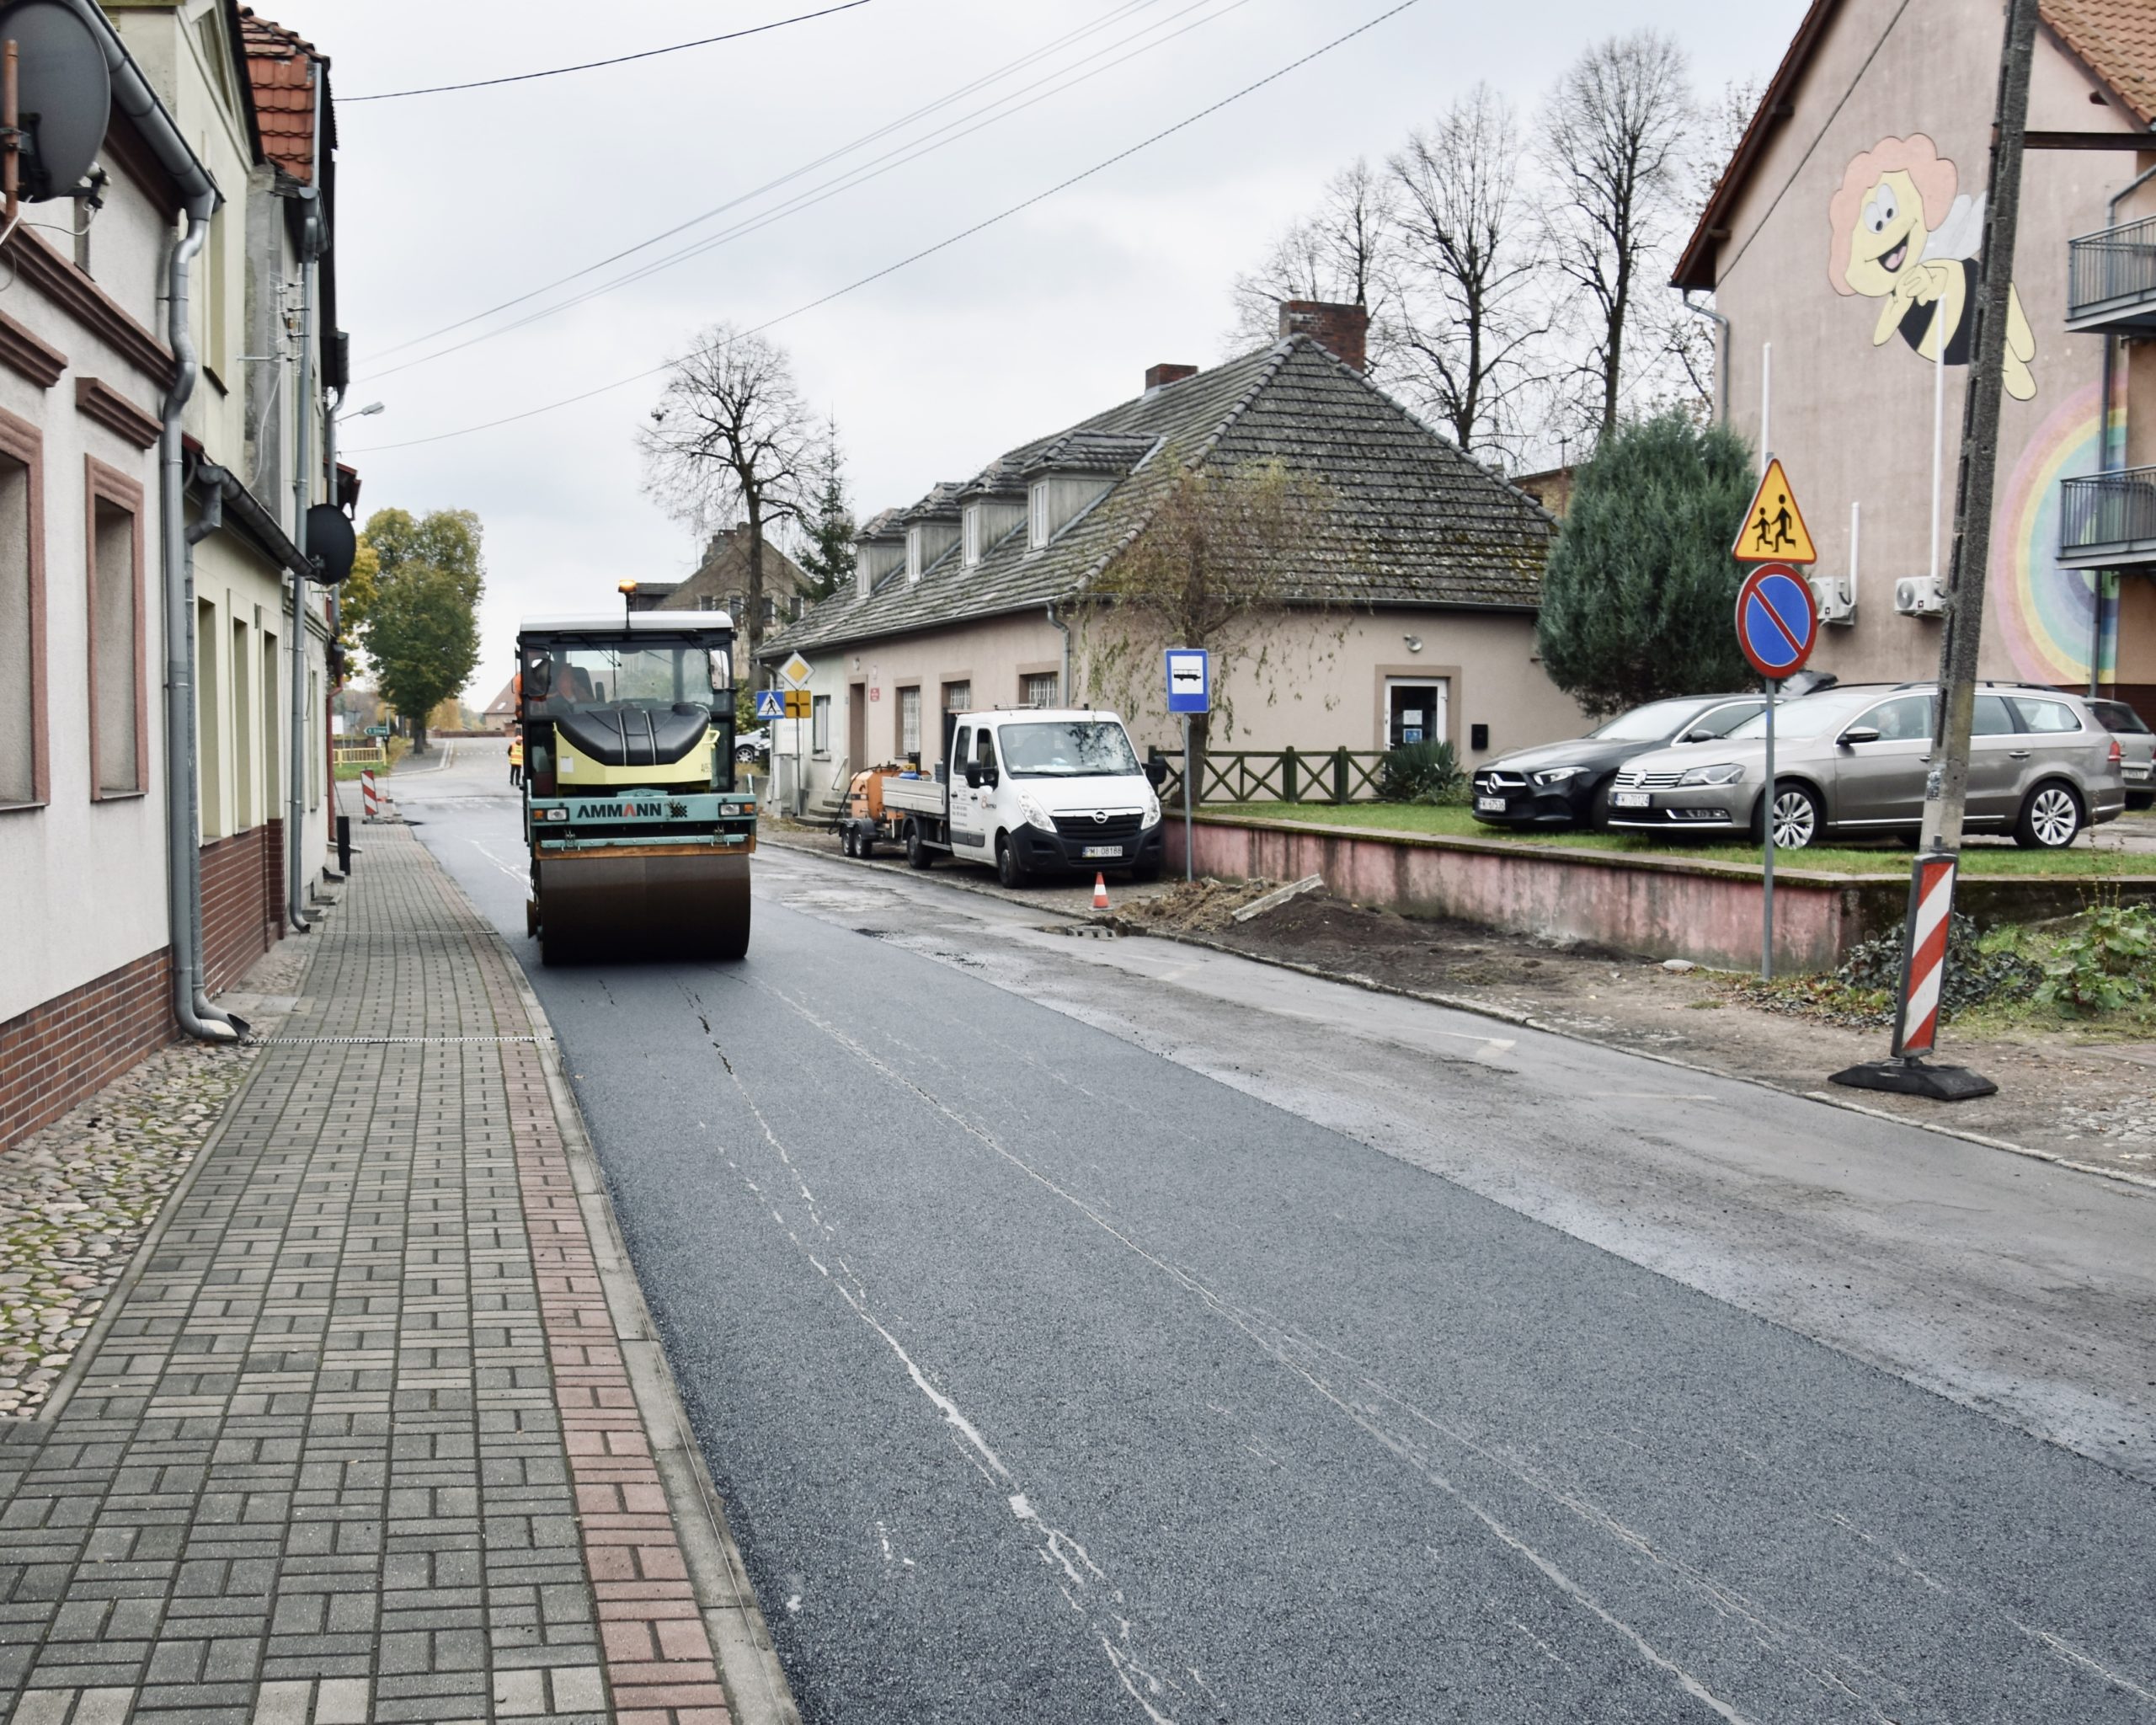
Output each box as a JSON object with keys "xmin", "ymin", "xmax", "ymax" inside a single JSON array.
[{"xmin": 1150, "ymin": 747, "xmax": 1393, "ymax": 807}]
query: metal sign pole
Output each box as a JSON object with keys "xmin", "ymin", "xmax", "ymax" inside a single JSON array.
[
  {"xmin": 1761, "ymin": 676, "xmax": 1777, "ymax": 981},
  {"xmin": 1182, "ymin": 713, "xmax": 1193, "ymax": 882}
]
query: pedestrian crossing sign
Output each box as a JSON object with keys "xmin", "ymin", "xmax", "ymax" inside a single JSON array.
[
  {"xmin": 1732, "ymin": 458, "xmax": 1817, "ymax": 564},
  {"xmin": 753, "ymin": 689, "xmax": 785, "ymax": 720}
]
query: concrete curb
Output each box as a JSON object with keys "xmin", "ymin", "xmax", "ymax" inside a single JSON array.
[
  {"xmin": 494, "ymin": 929, "xmax": 803, "ymax": 1725},
  {"xmin": 766, "ymin": 828, "xmax": 2156, "ymax": 1198}
]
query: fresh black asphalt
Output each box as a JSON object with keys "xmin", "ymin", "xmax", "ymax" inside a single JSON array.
[{"xmin": 398, "ymin": 747, "xmax": 2156, "ymax": 1724}]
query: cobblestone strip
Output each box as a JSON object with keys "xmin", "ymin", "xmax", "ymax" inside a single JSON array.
[{"xmin": 408, "ymin": 862, "xmax": 735, "ymax": 1725}]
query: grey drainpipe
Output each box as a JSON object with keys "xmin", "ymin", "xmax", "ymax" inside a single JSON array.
[
  {"xmin": 2090, "ymin": 155, "xmax": 2156, "ymax": 696},
  {"xmin": 1683, "ymin": 291, "xmax": 1730, "ymax": 425},
  {"xmin": 1045, "ymin": 601, "xmax": 1071, "ymax": 703},
  {"xmin": 162, "ymin": 209, "xmax": 237, "ymax": 1042},
  {"xmin": 286, "ymin": 65, "xmax": 325, "ymax": 932}
]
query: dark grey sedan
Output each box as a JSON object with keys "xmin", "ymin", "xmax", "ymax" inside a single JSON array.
[{"xmin": 1470, "ymin": 693, "xmax": 1766, "ymax": 829}]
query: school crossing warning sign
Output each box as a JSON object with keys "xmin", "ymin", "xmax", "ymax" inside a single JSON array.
[{"xmin": 1732, "ymin": 458, "xmax": 1817, "ymax": 565}]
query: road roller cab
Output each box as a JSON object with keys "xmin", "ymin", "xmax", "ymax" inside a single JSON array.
[{"xmin": 516, "ymin": 613, "xmax": 757, "ymax": 963}]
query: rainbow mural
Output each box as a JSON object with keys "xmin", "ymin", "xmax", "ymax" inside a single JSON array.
[{"xmin": 1992, "ymin": 380, "xmax": 2120, "ymax": 686}]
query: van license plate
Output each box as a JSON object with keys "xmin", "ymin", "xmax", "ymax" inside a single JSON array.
[
  {"xmin": 1611, "ymin": 792, "xmax": 1652, "ymax": 809},
  {"xmin": 1082, "ymin": 844, "xmax": 1123, "ymax": 859},
  {"xmin": 1476, "ymin": 796, "xmax": 1507, "ymax": 813}
]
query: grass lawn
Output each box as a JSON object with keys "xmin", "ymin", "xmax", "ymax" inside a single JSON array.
[{"xmin": 1205, "ymin": 801, "xmax": 2140, "ymax": 877}]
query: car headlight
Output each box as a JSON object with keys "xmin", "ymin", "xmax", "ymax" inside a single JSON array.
[
  {"xmin": 1017, "ymin": 793, "xmax": 1053, "ymax": 830},
  {"xmin": 1531, "ymin": 766, "xmax": 1585, "ymax": 787},
  {"xmin": 1143, "ymin": 791, "xmax": 1161, "ymax": 825},
  {"xmin": 1677, "ymin": 762, "xmax": 1744, "ymax": 787}
]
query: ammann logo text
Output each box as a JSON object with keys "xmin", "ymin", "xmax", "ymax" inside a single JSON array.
[{"xmin": 574, "ymin": 801, "xmax": 691, "ymax": 819}]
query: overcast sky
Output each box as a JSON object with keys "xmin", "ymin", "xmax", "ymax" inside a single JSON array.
[{"xmin": 259, "ymin": 0, "xmax": 1807, "ymax": 699}]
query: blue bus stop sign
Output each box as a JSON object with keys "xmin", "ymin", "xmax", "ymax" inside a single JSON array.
[
  {"xmin": 1735, "ymin": 563, "xmax": 1818, "ymax": 681},
  {"xmin": 1165, "ymin": 648, "xmax": 1209, "ymax": 715}
]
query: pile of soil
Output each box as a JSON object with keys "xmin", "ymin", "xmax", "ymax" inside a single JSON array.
[{"xmin": 1107, "ymin": 877, "xmax": 1289, "ymax": 934}]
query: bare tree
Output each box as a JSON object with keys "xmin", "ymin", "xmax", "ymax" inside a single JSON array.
[
  {"xmin": 1227, "ymin": 159, "xmax": 1400, "ymax": 368},
  {"xmin": 639, "ymin": 325, "xmax": 816, "ymax": 658},
  {"xmin": 1538, "ymin": 31, "xmax": 1694, "ymax": 439},
  {"xmin": 1387, "ymin": 84, "xmax": 1547, "ymax": 456},
  {"xmin": 1076, "ymin": 456, "xmax": 1334, "ymax": 779},
  {"xmin": 1649, "ymin": 76, "xmax": 1769, "ymax": 422}
]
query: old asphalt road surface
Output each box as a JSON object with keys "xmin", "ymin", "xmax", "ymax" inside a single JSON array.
[{"xmin": 399, "ymin": 740, "xmax": 2156, "ymax": 1725}]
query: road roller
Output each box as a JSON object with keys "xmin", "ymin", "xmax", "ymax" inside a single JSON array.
[{"xmin": 515, "ymin": 612, "xmax": 756, "ymax": 964}]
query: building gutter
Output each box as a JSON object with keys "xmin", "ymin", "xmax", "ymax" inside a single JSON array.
[
  {"xmin": 1683, "ymin": 291, "xmax": 1731, "ymax": 425},
  {"xmin": 1044, "ymin": 601, "xmax": 1071, "ymax": 703},
  {"xmin": 286, "ymin": 61, "xmax": 325, "ymax": 933}
]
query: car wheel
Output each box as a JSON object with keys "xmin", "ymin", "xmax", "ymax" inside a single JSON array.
[
  {"xmin": 2015, "ymin": 781, "xmax": 2083, "ymax": 849},
  {"xmin": 841, "ymin": 825, "xmax": 857, "ymax": 857},
  {"xmin": 995, "ymin": 834, "xmax": 1027, "ymax": 889},
  {"xmin": 1755, "ymin": 780, "xmax": 1822, "ymax": 851},
  {"xmin": 905, "ymin": 820, "xmax": 935, "ymax": 869}
]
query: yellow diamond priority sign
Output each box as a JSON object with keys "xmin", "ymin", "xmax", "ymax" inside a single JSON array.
[
  {"xmin": 776, "ymin": 651, "xmax": 814, "ymax": 689},
  {"xmin": 1732, "ymin": 458, "xmax": 1817, "ymax": 565}
]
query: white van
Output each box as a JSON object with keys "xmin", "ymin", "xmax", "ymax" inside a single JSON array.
[{"xmin": 880, "ymin": 708, "xmax": 1167, "ymax": 886}]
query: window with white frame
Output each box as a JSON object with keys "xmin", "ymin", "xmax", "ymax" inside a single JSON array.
[
  {"xmin": 811, "ymin": 693, "xmax": 830, "ymax": 754},
  {"xmin": 1029, "ymin": 483, "xmax": 1049, "ymax": 549},
  {"xmin": 898, "ymin": 686, "xmax": 921, "ymax": 757},
  {"xmin": 88, "ymin": 475, "xmax": 144, "ymax": 798},
  {"xmin": 942, "ymin": 681, "xmax": 971, "ymax": 714},
  {"xmin": 906, "ymin": 525, "xmax": 924, "ymax": 582},
  {"xmin": 963, "ymin": 505, "xmax": 981, "ymax": 566},
  {"xmin": 1021, "ymin": 671, "xmax": 1059, "ymax": 708},
  {"xmin": 0, "ymin": 440, "xmax": 40, "ymax": 808}
]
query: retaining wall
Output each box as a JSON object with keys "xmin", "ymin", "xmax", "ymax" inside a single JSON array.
[{"xmin": 1168, "ymin": 814, "xmax": 2156, "ymax": 971}]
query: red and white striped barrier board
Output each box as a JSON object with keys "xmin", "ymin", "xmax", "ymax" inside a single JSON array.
[
  {"xmin": 361, "ymin": 768, "xmax": 381, "ymax": 820},
  {"xmin": 1891, "ymin": 853, "xmax": 1958, "ymax": 1059}
]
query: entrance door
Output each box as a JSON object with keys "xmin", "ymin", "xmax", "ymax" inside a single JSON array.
[
  {"xmin": 1385, "ymin": 680, "xmax": 1447, "ymax": 748},
  {"xmin": 848, "ymin": 683, "xmax": 866, "ymax": 768}
]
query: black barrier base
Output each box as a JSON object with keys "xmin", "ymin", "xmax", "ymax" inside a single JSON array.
[{"xmin": 1829, "ymin": 1057, "xmax": 1998, "ymax": 1102}]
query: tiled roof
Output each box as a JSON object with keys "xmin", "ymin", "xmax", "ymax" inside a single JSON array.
[
  {"xmin": 238, "ymin": 8, "xmax": 323, "ymax": 181},
  {"xmin": 2046, "ymin": 0, "xmax": 2156, "ymax": 124},
  {"xmin": 763, "ymin": 338, "xmax": 1553, "ymax": 660}
]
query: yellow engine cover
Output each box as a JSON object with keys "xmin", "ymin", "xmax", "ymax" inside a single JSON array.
[{"xmin": 553, "ymin": 729, "xmax": 718, "ymax": 790}]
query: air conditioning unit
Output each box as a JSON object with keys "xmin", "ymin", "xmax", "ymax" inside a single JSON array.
[
  {"xmin": 1811, "ymin": 575, "xmax": 1856, "ymax": 625},
  {"xmin": 1894, "ymin": 575, "xmax": 1948, "ymax": 617}
]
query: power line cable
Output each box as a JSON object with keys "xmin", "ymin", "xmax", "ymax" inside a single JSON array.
[
  {"xmin": 348, "ymin": 0, "xmax": 1422, "ymax": 455},
  {"xmin": 359, "ymin": 0, "xmax": 1169, "ymax": 361},
  {"xmin": 359, "ymin": 0, "xmax": 1249, "ymax": 383},
  {"xmin": 344, "ymin": 0, "xmax": 877, "ymax": 101}
]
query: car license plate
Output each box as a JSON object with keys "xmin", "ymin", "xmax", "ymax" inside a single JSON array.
[
  {"xmin": 1476, "ymin": 795, "xmax": 1508, "ymax": 813},
  {"xmin": 1611, "ymin": 791, "xmax": 1652, "ymax": 809},
  {"xmin": 1082, "ymin": 844, "xmax": 1123, "ymax": 859}
]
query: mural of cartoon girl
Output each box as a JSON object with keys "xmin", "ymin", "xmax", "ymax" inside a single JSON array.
[{"xmin": 1827, "ymin": 134, "xmax": 2036, "ymax": 399}]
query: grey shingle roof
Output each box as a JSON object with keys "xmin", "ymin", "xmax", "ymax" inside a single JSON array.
[{"xmin": 765, "ymin": 337, "xmax": 1553, "ymax": 660}]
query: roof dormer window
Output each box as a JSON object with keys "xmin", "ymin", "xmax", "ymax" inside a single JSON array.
[
  {"xmin": 906, "ymin": 525, "xmax": 925, "ymax": 584},
  {"xmin": 963, "ymin": 505, "xmax": 982, "ymax": 568},
  {"xmin": 1029, "ymin": 483, "xmax": 1049, "ymax": 550}
]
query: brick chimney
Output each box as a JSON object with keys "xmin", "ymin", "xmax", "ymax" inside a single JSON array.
[
  {"xmin": 1145, "ymin": 362, "xmax": 1198, "ymax": 393},
  {"xmin": 1278, "ymin": 299, "xmax": 1369, "ymax": 371}
]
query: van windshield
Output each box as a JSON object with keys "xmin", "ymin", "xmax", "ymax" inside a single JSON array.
[{"xmin": 997, "ymin": 720, "xmax": 1140, "ymax": 777}]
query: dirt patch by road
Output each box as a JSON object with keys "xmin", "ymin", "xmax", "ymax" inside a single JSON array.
[{"xmin": 1136, "ymin": 884, "xmax": 2155, "ymax": 1185}]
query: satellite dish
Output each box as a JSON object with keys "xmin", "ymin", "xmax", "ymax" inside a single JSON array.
[
  {"xmin": 304, "ymin": 503, "xmax": 355, "ymax": 583},
  {"xmin": 0, "ymin": 1, "xmax": 111, "ymax": 204}
]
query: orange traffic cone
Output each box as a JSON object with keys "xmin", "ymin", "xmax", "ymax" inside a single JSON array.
[{"xmin": 1092, "ymin": 873, "xmax": 1110, "ymax": 911}]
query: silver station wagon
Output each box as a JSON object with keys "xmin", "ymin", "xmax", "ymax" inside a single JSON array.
[{"xmin": 1604, "ymin": 682, "xmax": 2127, "ymax": 850}]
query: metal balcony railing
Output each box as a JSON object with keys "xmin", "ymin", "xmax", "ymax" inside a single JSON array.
[
  {"xmin": 2066, "ymin": 215, "xmax": 2156, "ymax": 332},
  {"xmin": 2057, "ymin": 465, "xmax": 2156, "ymax": 565}
]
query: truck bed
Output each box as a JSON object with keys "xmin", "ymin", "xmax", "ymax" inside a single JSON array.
[{"xmin": 880, "ymin": 773, "xmax": 947, "ymax": 816}]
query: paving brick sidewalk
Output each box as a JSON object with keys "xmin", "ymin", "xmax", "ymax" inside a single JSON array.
[{"xmin": 0, "ymin": 823, "xmax": 778, "ymax": 1725}]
